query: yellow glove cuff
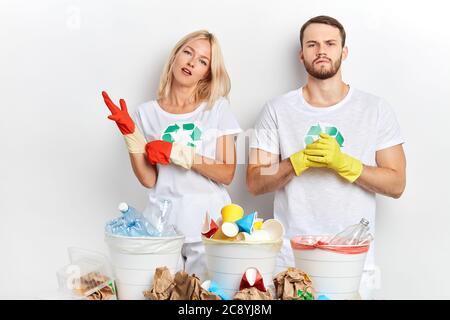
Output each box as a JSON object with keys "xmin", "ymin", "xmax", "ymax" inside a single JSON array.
[
  {"xmin": 170, "ymin": 142, "xmax": 196, "ymax": 169},
  {"xmin": 338, "ymin": 153, "xmax": 363, "ymax": 183},
  {"xmin": 123, "ymin": 129, "xmax": 146, "ymax": 154},
  {"xmin": 289, "ymin": 150, "xmax": 308, "ymax": 176}
]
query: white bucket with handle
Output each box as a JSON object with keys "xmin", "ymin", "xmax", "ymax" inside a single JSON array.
[
  {"xmin": 105, "ymin": 233, "xmax": 184, "ymax": 300},
  {"xmin": 202, "ymin": 237, "xmax": 282, "ymax": 297}
]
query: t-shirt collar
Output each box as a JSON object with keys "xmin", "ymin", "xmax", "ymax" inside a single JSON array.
[
  {"xmin": 298, "ymin": 85, "xmax": 354, "ymax": 113},
  {"xmin": 153, "ymin": 100, "xmax": 206, "ymax": 118}
]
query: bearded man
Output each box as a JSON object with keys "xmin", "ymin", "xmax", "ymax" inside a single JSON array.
[{"xmin": 247, "ymin": 15, "xmax": 406, "ymax": 299}]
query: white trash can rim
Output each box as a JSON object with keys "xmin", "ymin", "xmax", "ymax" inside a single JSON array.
[
  {"xmin": 202, "ymin": 236, "xmax": 282, "ymax": 246},
  {"xmin": 291, "ymin": 235, "xmax": 369, "ymax": 254},
  {"xmin": 105, "ymin": 232, "xmax": 185, "ymax": 241},
  {"xmin": 105, "ymin": 232, "xmax": 185, "ymax": 255}
]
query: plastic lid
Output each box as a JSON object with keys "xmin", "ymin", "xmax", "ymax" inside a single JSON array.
[{"xmin": 118, "ymin": 202, "xmax": 128, "ymax": 213}]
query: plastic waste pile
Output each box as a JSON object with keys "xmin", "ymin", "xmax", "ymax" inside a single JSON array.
[
  {"xmin": 105, "ymin": 199, "xmax": 178, "ymax": 237},
  {"xmin": 201, "ymin": 204, "xmax": 284, "ymax": 242}
]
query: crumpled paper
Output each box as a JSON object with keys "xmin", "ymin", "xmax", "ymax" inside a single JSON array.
[
  {"xmin": 143, "ymin": 267, "xmax": 220, "ymax": 300},
  {"xmin": 273, "ymin": 267, "xmax": 315, "ymax": 300},
  {"xmin": 143, "ymin": 267, "xmax": 175, "ymax": 300},
  {"xmin": 233, "ymin": 287, "xmax": 273, "ymax": 300}
]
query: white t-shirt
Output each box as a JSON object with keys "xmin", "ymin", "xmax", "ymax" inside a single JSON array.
[
  {"xmin": 249, "ymin": 87, "xmax": 404, "ymax": 265},
  {"xmin": 133, "ymin": 97, "xmax": 242, "ymax": 243}
]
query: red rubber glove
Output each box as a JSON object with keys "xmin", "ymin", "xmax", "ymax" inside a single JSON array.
[
  {"xmin": 145, "ymin": 140, "xmax": 196, "ymax": 169},
  {"xmin": 145, "ymin": 140, "xmax": 172, "ymax": 165},
  {"xmin": 102, "ymin": 91, "xmax": 146, "ymax": 153},
  {"xmin": 102, "ymin": 91, "xmax": 135, "ymax": 135}
]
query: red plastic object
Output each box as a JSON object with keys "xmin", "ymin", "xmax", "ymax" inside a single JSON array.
[{"xmin": 239, "ymin": 267, "xmax": 266, "ymax": 292}]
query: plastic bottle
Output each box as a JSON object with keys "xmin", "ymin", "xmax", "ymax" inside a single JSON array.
[
  {"xmin": 358, "ymin": 232, "xmax": 374, "ymax": 244},
  {"xmin": 105, "ymin": 202, "xmax": 162, "ymax": 237},
  {"xmin": 105, "ymin": 217, "xmax": 127, "ymax": 236},
  {"xmin": 328, "ymin": 218, "xmax": 372, "ymax": 245},
  {"xmin": 118, "ymin": 202, "xmax": 149, "ymax": 236},
  {"xmin": 143, "ymin": 199, "xmax": 176, "ymax": 236},
  {"xmin": 118, "ymin": 203, "xmax": 141, "ymax": 224}
]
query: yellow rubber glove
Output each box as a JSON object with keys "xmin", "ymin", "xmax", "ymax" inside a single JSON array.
[
  {"xmin": 289, "ymin": 149, "xmax": 326, "ymax": 176},
  {"xmin": 304, "ymin": 133, "xmax": 363, "ymax": 183}
]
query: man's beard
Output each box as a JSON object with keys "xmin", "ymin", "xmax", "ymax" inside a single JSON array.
[{"xmin": 304, "ymin": 56, "xmax": 342, "ymax": 80}]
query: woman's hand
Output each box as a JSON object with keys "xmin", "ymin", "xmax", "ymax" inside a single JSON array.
[
  {"xmin": 102, "ymin": 91, "xmax": 135, "ymax": 135},
  {"xmin": 145, "ymin": 140, "xmax": 195, "ymax": 169},
  {"xmin": 101, "ymin": 91, "xmax": 146, "ymax": 154}
]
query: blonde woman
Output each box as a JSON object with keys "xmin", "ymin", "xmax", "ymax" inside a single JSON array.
[{"xmin": 102, "ymin": 30, "xmax": 241, "ymax": 280}]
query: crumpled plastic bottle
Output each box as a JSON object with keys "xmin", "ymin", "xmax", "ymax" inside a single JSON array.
[
  {"xmin": 328, "ymin": 218, "xmax": 373, "ymax": 245},
  {"xmin": 105, "ymin": 202, "xmax": 154, "ymax": 237},
  {"xmin": 106, "ymin": 201, "xmax": 178, "ymax": 237}
]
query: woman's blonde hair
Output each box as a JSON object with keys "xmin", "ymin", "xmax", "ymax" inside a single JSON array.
[{"xmin": 157, "ymin": 30, "xmax": 231, "ymax": 109}]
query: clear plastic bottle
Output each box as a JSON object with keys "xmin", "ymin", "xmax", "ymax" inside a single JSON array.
[
  {"xmin": 143, "ymin": 199, "xmax": 176, "ymax": 236},
  {"xmin": 119, "ymin": 202, "xmax": 150, "ymax": 236},
  {"xmin": 328, "ymin": 218, "xmax": 372, "ymax": 245},
  {"xmin": 118, "ymin": 203, "xmax": 141, "ymax": 224}
]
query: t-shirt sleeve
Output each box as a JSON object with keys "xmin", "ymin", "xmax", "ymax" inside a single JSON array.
[
  {"xmin": 376, "ymin": 99, "xmax": 404, "ymax": 151},
  {"xmin": 249, "ymin": 102, "xmax": 280, "ymax": 155},
  {"xmin": 131, "ymin": 107, "xmax": 148, "ymax": 141},
  {"xmin": 217, "ymin": 98, "xmax": 242, "ymax": 137}
]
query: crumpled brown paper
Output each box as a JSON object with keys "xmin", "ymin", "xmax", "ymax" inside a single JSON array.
[
  {"xmin": 273, "ymin": 267, "xmax": 315, "ymax": 300},
  {"xmin": 143, "ymin": 267, "xmax": 220, "ymax": 300},
  {"xmin": 171, "ymin": 270, "xmax": 220, "ymax": 300},
  {"xmin": 233, "ymin": 287, "xmax": 273, "ymax": 300},
  {"xmin": 143, "ymin": 267, "xmax": 176, "ymax": 300}
]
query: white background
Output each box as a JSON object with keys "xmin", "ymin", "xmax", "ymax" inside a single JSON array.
[{"xmin": 1, "ymin": 0, "xmax": 449, "ymax": 299}]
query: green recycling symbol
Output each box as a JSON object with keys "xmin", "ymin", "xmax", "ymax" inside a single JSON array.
[
  {"xmin": 161, "ymin": 122, "xmax": 202, "ymax": 148},
  {"xmin": 304, "ymin": 122, "xmax": 344, "ymax": 147}
]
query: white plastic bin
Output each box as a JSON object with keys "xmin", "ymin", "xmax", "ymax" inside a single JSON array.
[
  {"xmin": 291, "ymin": 236, "xmax": 369, "ymax": 300},
  {"xmin": 203, "ymin": 237, "xmax": 282, "ymax": 297},
  {"xmin": 105, "ymin": 233, "xmax": 184, "ymax": 300}
]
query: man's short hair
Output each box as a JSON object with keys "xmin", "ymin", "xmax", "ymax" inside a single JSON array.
[{"xmin": 300, "ymin": 15, "xmax": 346, "ymax": 48}]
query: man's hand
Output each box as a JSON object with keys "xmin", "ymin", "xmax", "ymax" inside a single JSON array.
[
  {"xmin": 101, "ymin": 91, "xmax": 146, "ymax": 153},
  {"xmin": 145, "ymin": 140, "xmax": 195, "ymax": 169},
  {"xmin": 289, "ymin": 149, "xmax": 326, "ymax": 176},
  {"xmin": 304, "ymin": 133, "xmax": 363, "ymax": 183}
]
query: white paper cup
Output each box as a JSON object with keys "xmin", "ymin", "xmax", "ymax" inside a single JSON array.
[
  {"xmin": 221, "ymin": 222, "xmax": 239, "ymax": 238},
  {"xmin": 262, "ymin": 219, "xmax": 285, "ymax": 240}
]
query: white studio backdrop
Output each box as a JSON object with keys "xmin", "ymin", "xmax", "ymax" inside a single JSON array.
[{"xmin": 1, "ymin": 0, "xmax": 449, "ymax": 299}]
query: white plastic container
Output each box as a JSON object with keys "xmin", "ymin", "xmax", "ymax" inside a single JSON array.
[
  {"xmin": 105, "ymin": 233, "xmax": 184, "ymax": 300},
  {"xmin": 291, "ymin": 236, "xmax": 368, "ymax": 300},
  {"xmin": 202, "ymin": 237, "xmax": 282, "ymax": 297},
  {"xmin": 56, "ymin": 247, "xmax": 117, "ymax": 300}
]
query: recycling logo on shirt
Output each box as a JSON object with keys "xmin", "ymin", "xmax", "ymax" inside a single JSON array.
[
  {"xmin": 304, "ymin": 122, "xmax": 344, "ymax": 148},
  {"xmin": 161, "ymin": 122, "xmax": 203, "ymax": 148}
]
